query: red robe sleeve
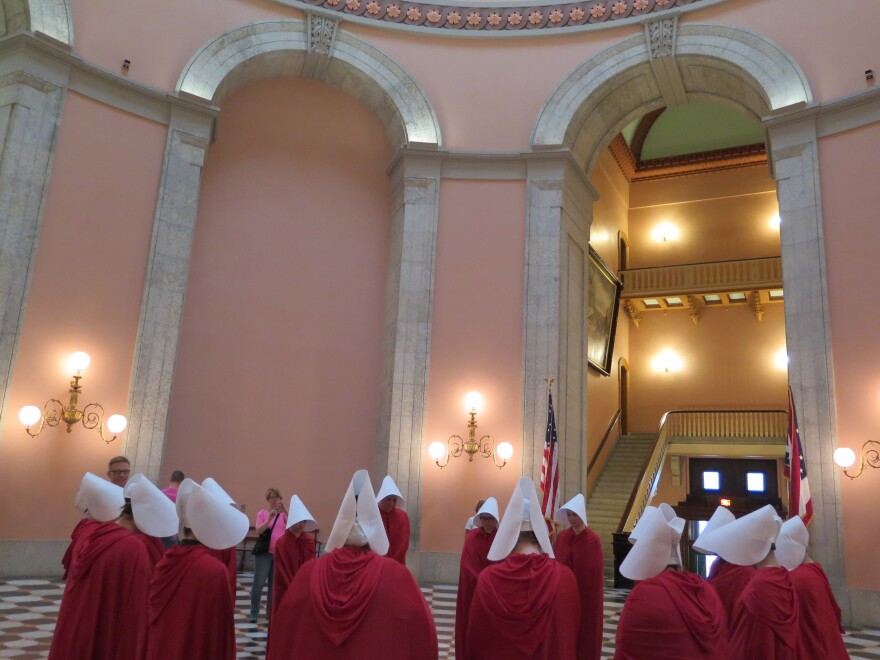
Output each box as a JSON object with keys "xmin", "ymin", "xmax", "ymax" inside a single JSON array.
[
  {"xmin": 789, "ymin": 562, "xmax": 848, "ymax": 660},
  {"xmin": 49, "ymin": 523, "xmax": 152, "ymax": 660},
  {"xmin": 467, "ymin": 553, "xmax": 580, "ymax": 660},
  {"xmin": 455, "ymin": 528, "xmax": 496, "ymax": 660},
  {"xmin": 61, "ymin": 518, "xmax": 100, "ymax": 580},
  {"xmin": 729, "ymin": 566, "xmax": 801, "ymax": 660},
  {"xmin": 380, "ymin": 507, "xmax": 410, "ymax": 565},
  {"xmin": 614, "ymin": 570, "xmax": 728, "ymax": 660},
  {"xmin": 268, "ymin": 546, "xmax": 437, "ymax": 660},
  {"xmin": 554, "ymin": 527, "xmax": 604, "ymax": 660},
  {"xmin": 146, "ymin": 544, "xmax": 236, "ymax": 660},
  {"xmin": 707, "ymin": 558, "xmax": 755, "ymax": 628},
  {"xmin": 267, "ymin": 531, "xmax": 316, "ymax": 653}
]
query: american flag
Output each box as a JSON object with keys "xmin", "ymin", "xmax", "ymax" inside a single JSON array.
[
  {"xmin": 784, "ymin": 387, "xmax": 813, "ymax": 525},
  {"xmin": 540, "ymin": 391, "xmax": 560, "ymax": 522}
]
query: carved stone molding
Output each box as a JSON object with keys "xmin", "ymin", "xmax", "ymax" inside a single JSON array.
[
  {"xmin": 686, "ymin": 295, "xmax": 700, "ymax": 325},
  {"xmin": 750, "ymin": 290, "xmax": 763, "ymax": 321},
  {"xmin": 624, "ymin": 300, "xmax": 641, "ymax": 327},
  {"xmin": 644, "ymin": 13, "xmax": 676, "ymax": 58},
  {"xmin": 304, "ymin": 11, "xmax": 341, "ymax": 80},
  {"xmin": 643, "ymin": 12, "xmax": 686, "ymax": 107}
]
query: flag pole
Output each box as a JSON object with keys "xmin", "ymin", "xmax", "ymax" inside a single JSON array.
[{"xmin": 541, "ymin": 377, "xmax": 560, "ymax": 537}]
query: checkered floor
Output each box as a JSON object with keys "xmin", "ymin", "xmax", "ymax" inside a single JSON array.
[{"xmin": 2, "ymin": 574, "xmax": 879, "ymax": 658}]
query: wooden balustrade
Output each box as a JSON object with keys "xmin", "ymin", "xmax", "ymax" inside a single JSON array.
[{"xmin": 621, "ymin": 257, "xmax": 782, "ymax": 298}]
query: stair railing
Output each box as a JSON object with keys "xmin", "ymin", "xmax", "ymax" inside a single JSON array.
[
  {"xmin": 616, "ymin": 409, "xmax": 787, "ymax": 533},
  {"xmin": 587, "ymin": 409, "xmax": 621, "ymax": 495}
]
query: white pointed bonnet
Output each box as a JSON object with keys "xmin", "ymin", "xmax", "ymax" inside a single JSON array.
[
  {"xmin": 476, "ymin": 497, "xmax": 500, "ymax": 522},
  {"xmin": 775, "ymin": 516, "xmax": 809, "ymax": 571},
  {"xmin": 182, "ymin": 480, "xmax": 250, "ymax": 550},
  {"xmin": 693, "ymin": 504, "xmax": 782, "ymax": 566},
  {"xmin": 286, "ymin": 494, "xmax": 318, "ymax": 532},
  {"xmin": 324, "ymin": 470, "xmax": 389, "ymax": 555},
  {"xmin": 376, "ymin": 475, "xmax": 405, "ymax": 505},
  {"xmin": 123, "ymin": 473, "xmax": 179, "ymax": 537},
  {"xmin": 554, "ymin": 493, "xmax": 587, "ymax": 526},
  {"xmin": 202, "ymin": 477, "xmax": 237, "ymax": 506},
  {"xmin": 620, "ymin": 506, "xmax": 686, "ymax": 581},
  {"xmin": 488, "ymin": 477, "xmax": 554, "ymax": 561},
  {"xmin": 75, "ymin": 472, "xmax": 124, "ymax": 522},
  {"xmin": 692, "ymin": 506, "xmax": 736, "ymax": 554},
  {"xmin": 175, "ymin": 477, "xmax": 196, "ymax": 528}
]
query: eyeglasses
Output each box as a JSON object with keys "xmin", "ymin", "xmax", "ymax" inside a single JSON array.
[
  {"xmin": 108, "ymin": 469, "xmax": 131, "ymax": 476},
  {"xmin": 478, "ymin": 515, "xmax": 494, "ymax": 522}
]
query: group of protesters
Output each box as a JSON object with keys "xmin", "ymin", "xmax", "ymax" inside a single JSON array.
[{"xmin": 50, "ymin": 454, "xmax": 847, "ymax": 659}]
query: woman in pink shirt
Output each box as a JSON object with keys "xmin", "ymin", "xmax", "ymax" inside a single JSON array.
[{"xmin": 250, "ymin": 487, "xmax": 287, "ymax": 623}]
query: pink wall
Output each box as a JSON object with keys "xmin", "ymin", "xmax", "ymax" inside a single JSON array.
[
  {"xmin": 587, "ymin": 148, "xmax": 630, "ymax": 463},
  {"xmin": 161, "ymin": 77, "xmax": 393, "ymax": 534},
  {"xmin": 819, "ymin": 122, "xmax": 880, "ymax": 591},
  {"xmin": 419, "ymin": 179, "xmax": 526, "ymax": 553},
  {"xmin": 628, "ymin": 166, "xmax": 779, "ymax": 268},
  {"xmin": 627, "ymin": 304, "xmax": 788, "ymax": 432},
  {"xmin": 0, "ymin": 93, "xmax": 165, "ymax": 539}
]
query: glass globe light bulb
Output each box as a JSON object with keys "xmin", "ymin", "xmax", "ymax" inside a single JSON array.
[
  {"xmin": 107, "ymin": 414, "xmax": 128, "ymax": 435},
  {"xmin": 428, "ymin": 441, "xmax": 447, "ymax": 461},
  {"xmin": 19, "ymin": 405, "xmax": 41, "ymax": 427},
  {"xmin": 465, "ymin": 391, "xmax": 483, "ymax": 413},
  {"xmin": 496, "ymin": 441, "xmax": 514, "ymax": 461},
  {"xmin": 68, "ymin": 352, "xmax": 91, "ymax": 373},
  {"xmin": 833, "ymin": 447, "xmax": 856, "ymax": 469}
]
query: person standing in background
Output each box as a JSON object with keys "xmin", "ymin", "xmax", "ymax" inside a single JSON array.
[
  {"xmin": 251, "ymin": 487, "xmax": 287, "ymax": 623},
  {"xmin": 377, "ymin": 475, "xmax": 410, "ymax": 565},
  {"xmin": 106, "ymin": 456, "xmax": 131, "ymax": 487},
  {"xmin": 161, "ymin": 471, "xmax": 185, "ymax": 503}
]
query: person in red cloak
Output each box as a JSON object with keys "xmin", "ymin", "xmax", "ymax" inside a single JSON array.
[
  {"xmin": 50, "ymin": 472, "xmax": 178, "ymax": 660},
  {"xmin": 207, "ymin": 547, "xmax": 239, "ymax": 597},
  {"xmin": 695, "ymin": 504, "xmax": 800, "ymax": 659},
  {"xmin": 455, "ymin": 496, "xmax": 499, "ymax": 660},
  {"xmin": 615, "ymin": 505, "xmax": 728, "ymax": 659},
  {"xmin": 268, "ymin": 469, "xmax": 437, "ymax": 660},
  {"xmin": 775, "ymin": 516, "xmax": 848, "ymax": 660},
  {"xmin": 377, "ymin": 475, "xmax": 410, "ymax": 565},
  {"xmin": 61, "ymin": 518, "xmax": 101, "ymax": 580},
  {"xmin": 553, "ymin": 493, "xmax": 604, "ymax": 660},
  {"xmin": 467, "ymin": 477, "xmax": 579, "ymax": 660},
  {"xmin": 146, "ymin": 478, "xmax": 250, "ymax": 660},
  {"xmin": 266, "ymin": 495, "xmax": 318, "ymax": 653},
  {"xmin": 61, "ymin": 472, "xmax": 126, "ymax": 580}
]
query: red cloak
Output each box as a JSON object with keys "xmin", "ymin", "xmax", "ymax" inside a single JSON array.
[
  {"xmin": 49, "ymin": 522, "xmax": 152, "ymax": 660},
  {"xmin": 137, "ymin": 534, "xmax": 166, "ymax": 568},
  {"xmin": 267, "ymin": 531, "xmax": 316, "ymax": 652},
  {"xmin": 729, "ymin": 566, "xmax": 801, "ymax": 659},
  {"xmin": 146, "ymin": 542, "xmax": 236, "ymax": 660},
  {"xmin": 614, "ymin": 570, "xmax": 728, "ymax": 660},
  {"xmin": 267, "ymin": 546, "xmax": 438, "ymax": 660},
  {"xmin": 380, "ymin": 506, "xmax": 410, "ymax": 565},
  {"xmin": 789, "ymin": 562, "xmax": 848, "ymax": 660},
  {"xmin": 707, "ymin": 557, "xmax": 755, "ymax": 628},
  {"xmin": 61, "ymin": 518, "xmax": 101, "ymax": 580},
  {"xmin": 554, "ymin": 526, "xmax": 604, "ymax": 660},
  {"xmin": 466, "ymin": 553, "xmax": 580, "ymax": 660},
  {"xmin": 455, "ymin": 527, "xmax": 496, "ymax": 660},
  {"xmin": 208, "ymin": 547, "xmax": 239, "ymax": 598}
]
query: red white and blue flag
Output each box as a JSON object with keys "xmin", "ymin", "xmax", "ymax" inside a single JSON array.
[
  {"xmin": 784, "ymin": 387, "xmax": 813, "ymax": 525},
  {"xmin": 540, "ymin": 391, "xmax": 560, "ymax": 524}
]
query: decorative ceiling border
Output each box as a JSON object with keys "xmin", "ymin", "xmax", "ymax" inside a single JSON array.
[
  {"xmin": 608, "ymin": 134, "xmax": 767, "ymax": 182},
  {"xmin": 269, "ymin": 0, "xmax": 732, "ymax": 37}
]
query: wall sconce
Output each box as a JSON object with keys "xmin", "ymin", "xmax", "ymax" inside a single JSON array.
[
  {"xmin": 18, "ymin": 352, "xmax": 128, "ymax": 444},
  {"xmin": 651, "ymin": 222, "xmax": 680, "ymax": 243},
  {"xmin": 652, "ymin": 350, "xmax": 683, "ymax": 373},
  {"xmin": 773, "ymin": 348, "xmax": 789, "ymax": 371},
  {"xmin": 833, "ymin": 441, "xmax": 880, "ymax": 479},
  {"xmin": 428, "ymin": 391, "xmax": 513, "ymax": 469},
  {"xmin": 769, "ymin": 214, "xmax": 781, "ymax": 230}
]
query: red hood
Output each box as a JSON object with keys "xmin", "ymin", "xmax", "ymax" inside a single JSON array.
[
  {"xmin": 67, "ymin": 523, "xmax": 133, "ymax": 593},
  {"xmin": 655, "ymin": 570, "xmax": 727, "ymax": 653}
]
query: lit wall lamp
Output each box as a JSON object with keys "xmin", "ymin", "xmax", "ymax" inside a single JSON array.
[
  {"xmin": 773, "ymin": 349, "xmax": 789, "ymax": 371},
  {"xmin": 652, "ymin": 350, "xmax": 683, "ymax": 374},
  {"xmin": 428, "ymin": 391, "xmax": 513, "ymax": 469},
  {"xmin": 651, "ymin": 222, "xmax": 680, "ymax": 243},
  {"xmin": 769, "ymin": 214, "xmax": 781, "ymax": 231},
  {"xmin": 18, "ymin": 352, "xmax": 128, "ymax": 444},
  {"xmin": 833, "ymin": 441, "xmax": 880, "ymax": 479}
]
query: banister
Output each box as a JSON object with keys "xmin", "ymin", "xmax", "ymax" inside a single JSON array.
[
  {"xmin": 615, "ymin": 409, "xmax": 787, "ymax": 534},
  {"xmin": 588, "ymin": 409, "xmax": 622, "ymax": 475}
]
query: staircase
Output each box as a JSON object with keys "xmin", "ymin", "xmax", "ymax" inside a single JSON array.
[{"xmin": 588, "ymin": 433, "xmax": 655, "ymax": 576}]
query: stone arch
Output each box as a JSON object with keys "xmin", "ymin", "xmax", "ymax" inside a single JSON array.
[
  {"xmin": 531, "ymin": 23, "xmax": 811, "ymax": 174},
  {"xmin": 176, "ymin": 19, "xmax": 441, "ymax": 149},
  {"xmin": 2, "ymin": 0, "xmax": 73, "ymax": 45}
]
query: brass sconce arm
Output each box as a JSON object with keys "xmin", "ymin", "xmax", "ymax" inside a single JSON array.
[
  {"xmin": 842, "ymin": 440, "xmax": 880, "ymax": 480},
  {"xmin": 429, "ymin": 398, "xmax": 510, "ymax": 469}
]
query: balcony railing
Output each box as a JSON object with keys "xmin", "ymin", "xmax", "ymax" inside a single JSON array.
[
  {"xmin": 617, "ymin": 409, "xmax": 786, "ymax": 534},
  {"xmin": 621, "ymin": 257, "xmax": 782, "ymax": 298}
]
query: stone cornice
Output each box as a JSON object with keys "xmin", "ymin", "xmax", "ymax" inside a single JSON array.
[
  {"xmin": 0, "ymin": 32, "xmax": 217, "ymax": 125},
  {"xmin": 764, "ymin": 86, "xmax": 880, "ymax": 139},
  {"xmin": 271, "ymin": 0, "xmax": 731, "ymax": 38}
]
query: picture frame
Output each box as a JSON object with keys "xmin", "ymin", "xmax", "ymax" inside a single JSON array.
[{"xmin": 587, "ymin": 246, "xmax": 623, "ymax": 376}]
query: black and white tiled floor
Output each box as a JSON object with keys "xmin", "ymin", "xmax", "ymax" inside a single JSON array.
[{"xmin": 1, "ymin": 575, "xmax": 879, "ymax": 658}]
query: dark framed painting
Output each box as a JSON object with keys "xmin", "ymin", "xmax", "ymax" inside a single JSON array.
[{"xmin": 587, "ymin": 246, "xmax": 623, "ymax": 376}]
